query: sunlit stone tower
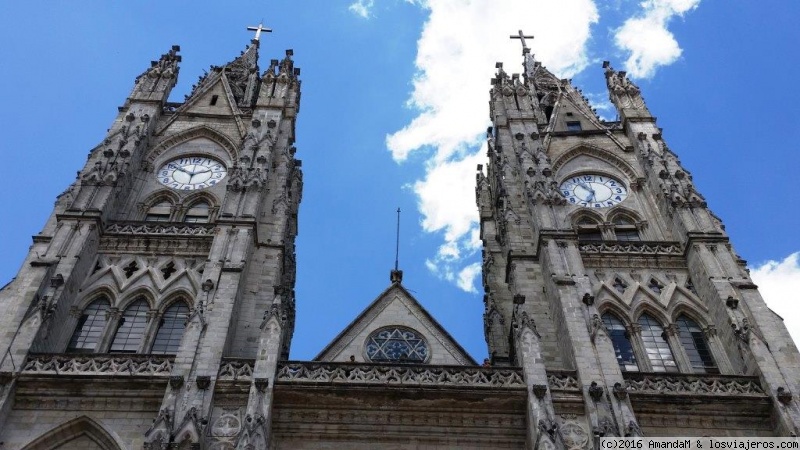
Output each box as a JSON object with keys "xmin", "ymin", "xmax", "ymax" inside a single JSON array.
[
  {"xmin": 477, "ymin": 33, "xmax": 800, "ymax": 443},
  {"xmin": 0, "ymin": 28, "xmax": 304, "ymax": 448}
]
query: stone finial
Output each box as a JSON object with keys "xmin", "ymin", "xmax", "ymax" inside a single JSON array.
[{"xmin": 390, "ymin": 269, "xmax": 403, "ymax": 284}]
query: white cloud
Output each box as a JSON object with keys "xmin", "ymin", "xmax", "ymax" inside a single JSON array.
[
  {"xmin": 349, "ymin": 0, "xmax": 375, "ymax": 19},
  {"xmin": 457, "ymin": 262, "xmax": 482, "ymax": 293},
  {"xmin": 749, "ymin": 252, "xmax": 800, "ymax": 347},
  {"xmin": 388, "ymin": 0, "xmax": 600, "ymax": 292},
  {"xmin": 614, "ymin": 0, "xmax": 701, "ymax": 78}
]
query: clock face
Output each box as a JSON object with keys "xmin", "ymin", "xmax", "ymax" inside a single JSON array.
[
  {"xmin": 157, "ymin": 156, "xmax": 227, "ymax": 190},
  {"xmin": 560, "ymin": 174, "xmax": 628, "ymax": 208}
]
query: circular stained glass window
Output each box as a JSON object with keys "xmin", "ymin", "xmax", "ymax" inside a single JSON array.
[{"xmin": 364, "ymin": 327, "xmax": 429, "ymax": 363}]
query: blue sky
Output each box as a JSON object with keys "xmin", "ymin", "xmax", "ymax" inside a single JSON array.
[{"xmin": 0, "ymin": 0, "xmax": 798, "ymax": 360}]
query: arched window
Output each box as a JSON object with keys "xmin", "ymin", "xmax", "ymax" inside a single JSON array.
[
  {"xmin": 109, "ymin": 298, "xmax": 149, "ymax": 353},
  {"xmin": 602, "ymin": 313, "xmax": 638, "ymax": 371},
  {"xmin": 365, "ymin": 327, "xmax": 429, "ymax": 363},
  {"xmin": 145, "ymin": 201, "xmax": 172, "ymax": 222},
  {"xmin": 183, "ymin": 201, "xmax": 210, "ymax": 223},
  {"xmin": 151, "ymin": 302, "xmax": 190, "ymax": 355},
  {"xmin": 67, "ymin": 298, "xmax": 110, "ymax": 353},
  {"xmin": 638, "ymin": 313, "xmax": 678, "ymax": 372},
  {"xmin": 612, "ymin": 216, "xmax": 640, "ymax": 241},
  {"xmin": 676, "ymin": 315, "xmax": 717, "ymax": 374},
  {"xmin": 576, "ymin": 217, "xmax": 603, "ymax": 242}
]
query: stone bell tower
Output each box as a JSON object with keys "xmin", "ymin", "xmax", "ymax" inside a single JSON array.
[
  {"xmin": 0, "ymin": 26, "xmax": 303, "ymax": 449},
  {"xmin": 477, "ymin": 32, "xmax": 800, "ymax": 444}
]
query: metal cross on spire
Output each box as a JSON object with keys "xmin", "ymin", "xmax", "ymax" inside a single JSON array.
[
  {"xmin": 510, "ymin": 30, "xmax": 534, "ymax": 55},
  {"xmin": 247, "ymin": 23, "xmax": 272, "ymax": 43}
]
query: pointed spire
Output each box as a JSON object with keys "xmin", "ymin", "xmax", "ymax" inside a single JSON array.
[
  {"xmin": 130, "ymin": 45, "xmax": 181, "ymax": 102},
  {"xmin": 603, "ymin": 61, "xmax": 650, "ymax": 117},
  {"xmin": 390, "ymin": 207, "xmax": 403, "ymax": 284}
]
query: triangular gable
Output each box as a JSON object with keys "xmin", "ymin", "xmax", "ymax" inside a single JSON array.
[
  {"xmin": 315, "ymin": 283, "xmax": 476, "ymax": 365},
  {"xmin": 156, "ymin": 74, "xmax": 246, "ymax": 138},
  {"xmin": 551, "ymin": 94, "xmax": 603, "ymax": 133}
]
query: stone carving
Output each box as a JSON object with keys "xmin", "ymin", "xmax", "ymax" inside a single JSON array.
[
  {"xmin": 22, "ymin": 354, "xmax": 173, "ymax": 377},
  {"xmin": 613, "ymin": 382, "xmax": 628, "ymax": 400},
  {"xmin": 624, "ymin": 373, "xmax": 766, "ymax": 396},
  {"xmin": 547, "ymin": 372, "xmax": 581, "ymax": 391},
  {"xmin": 218, "ymin": 359, "xmax": 254, "ymax": 381},
  {"xmin": 589, "ymin": 314, "xmax": 606, "ymax": 343},
  {"xmin": 209, "ymin": 409, "xmax": 242, "ymax": 450},
  {"xmin": 594, "ymin": 417, "xmax": 619, "ymax": 437},
  {"xmin": 560, "ymin": 419, "xmax": 589, "ymax": 450},
  {"xmin": 625, "ymin": 420, "xmax": 644, "ymax": 437},
  {"xmin": 105, "ymin": 222, "xmax": 215, "ymax": 236},
  {"xmin": 578, "ymin": 241, "xmax": 682, "ymax": 256},
  {"xmin": 275, "ymin": 362, "xmax": 526, "ymax": 389},
  {"xmin": 536, "ymin": 419, "xmax": 559, "ymax": 450},
  {"xmin": 588, "ymin": 381, "xmax": 604, "ymax": 401},
  {"xmin": 776, "ymin": 387, "xmax": 793, "ymax": 404},
  {"xmin": 235, "ymin": 413, "xmax": 267, "ymax": 450},
  {"xmin": 531, "ymin": 384, "xmax": 548, "ymax": 399}
]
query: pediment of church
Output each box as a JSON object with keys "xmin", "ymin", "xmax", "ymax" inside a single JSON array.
[{"xmin": 314, "ymin": 283, "xmax": 476, "ymax": 365}]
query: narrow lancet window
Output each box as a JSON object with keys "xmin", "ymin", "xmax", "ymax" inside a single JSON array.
[
  {"xmin": 677, "ymin": 315, "xmax": 717, "ymax": 374},
  {"xmin": 638, "ymin": 313, "xmax": 678, "ymax": 372},
  {"xmin": 151, "ymin": 302, "xmax": 190, "ymax": 355},
  {"xmin": 109, "ymin": 298, "xmax": 149, "ymax": 353},
  {"xmin": 602, "ymin": 313, "xmax": 638, "ymax": 371},
  {"xmin": 67, "ymin": 298, "xmax": 110, "ymax": 353}
]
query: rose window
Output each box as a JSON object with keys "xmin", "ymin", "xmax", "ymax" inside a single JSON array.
[{"xmin": 365, "ymin": 327, "xmax": 429, "ymax": 363}]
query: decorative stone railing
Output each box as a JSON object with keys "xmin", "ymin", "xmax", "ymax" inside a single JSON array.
[
  {"xmin": 21, "ymin": 354, "xmax": 174, "ymax": 377},
  {"xmin": 104, "ymin": 222, "xmax": 215, "ymax": 236},
  {"xmin": 578, "ymin": 241, "xmax": 682, "ymax": 256},
  {"xmin": 218, "ymin": 358, "xmax": 254, "ymax": 381},
  {"xmin": 547, "ymin": 370, "xmax": 580, "ymax": 391},
  {"xmin": 273, "ymin": 361, "xmax": 526, "ymax": 390},
  {"xmin": 623, "ymin": 373, "xmax": 766, "ymax": 397}
]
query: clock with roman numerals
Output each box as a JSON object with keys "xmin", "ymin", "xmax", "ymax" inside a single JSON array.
[
  {"xmin": 157, "ymin": 156, "xmax": 227, "ymax": 190},
  {"xmin": 560, "ymin": 174, "xmax": 628, "ymax": 208}
]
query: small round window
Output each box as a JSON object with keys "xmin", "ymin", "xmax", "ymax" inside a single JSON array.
[{"xmin": 365, "ymin": 327, "xmax": 429, "ymax": 363}]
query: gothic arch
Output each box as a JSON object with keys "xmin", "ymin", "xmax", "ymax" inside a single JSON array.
[
  {"xmin": 552, "ymin": 143, "xmax": 639, "ymax": 182},
  {"xmin": 158, "ymin": 289, "xmax": 195, "ymax": 313},
  {"xmin": 597, "ymin": 301, "xmax": 631, "ymax": 325},
  {"xmin": 21, "ymin": 416, "xmax": 125, "ymax": 450},
  {"xmin": 568, "ymin": 209, "xmax": 604, "ymax": 226},
  {"xmin": 141, "ymin": 189, "xmax": 180, "ymax": 208},
  {"xmin": 668, "ymin": 302, "xmax": 710, "ymax": 328},
  {"xmin": 117, "ymin": 288, "xmax": 156, "ymax": 311},
  {"xmin": 607, "ymin": 206, "xmax": 642, "ymax": 224},
  {"xmin": 148, "ymin": 125, "xmax": 239, "ymax": 165},
  {"xmin": 75, "ymin": 287, "xmax": 116, "ymax": 312},
  {"xmin": 630, "ymin": 300, "xmax": 671, "ymax": 327},
  {"xmin": 181, "ymin": 191, "xmax": 219, "ymax": 209}
]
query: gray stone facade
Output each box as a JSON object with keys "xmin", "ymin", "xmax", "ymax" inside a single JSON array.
[{"xmin": 0, "ymin": 34, "xmax": 798, "ymax": 450}]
